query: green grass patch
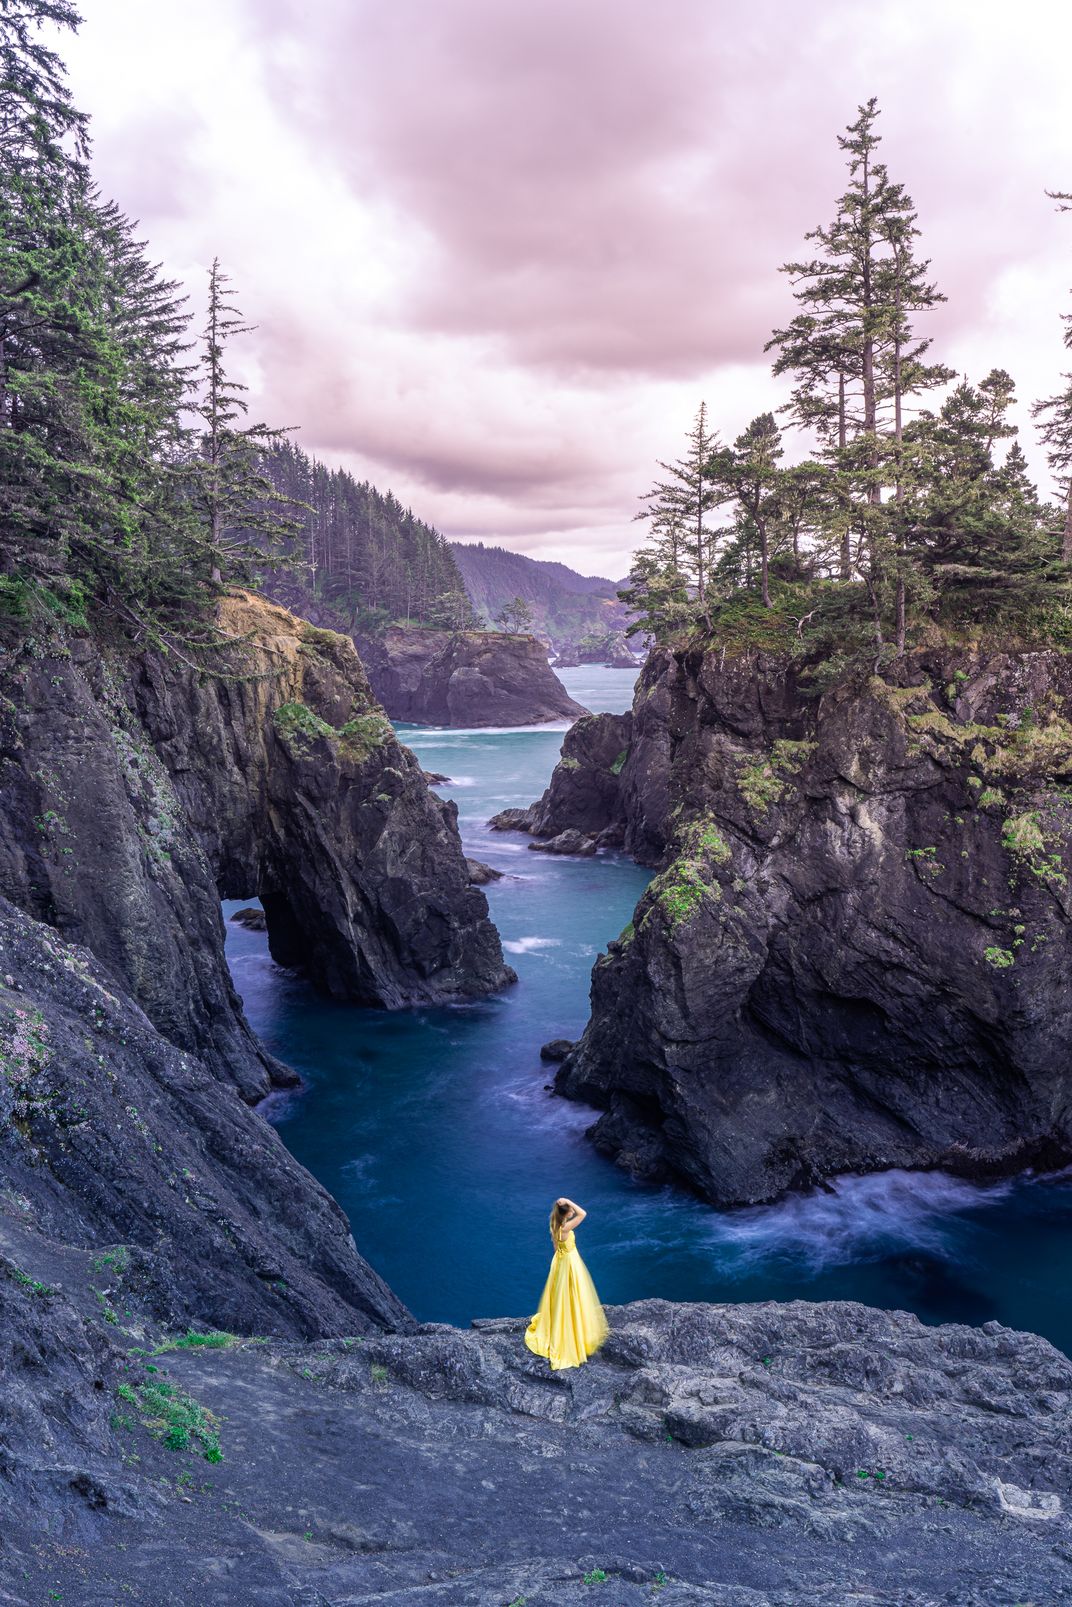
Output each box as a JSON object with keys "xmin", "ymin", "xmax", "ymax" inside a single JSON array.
[
  {"xmin": 155, "ymin": 1329, "xmax": 238, "ymax": 1353},
  {"xmin": 7, "ymin": 1265, "xmax": 55, "ymax": 1297},
  {"xmin": 609, "ymin": 748, "xmax": 629, "ymax": 776},
  {"xmin": 338, "ymin": 711, "xmax": 393, "ymax": 760},
  {"xmin": 1002, "ymin": 807, "xmax": 1069, "ymax": 889},
  {"xmin": 272, "ymin": 701, "xmax": 334, "ymax": 747},
  {"xmin": 736, "ymin": 755, "xmax": 785, "ymax": 814},
  {"xmin": 116, "ymin": 1376, "xmax": 222, "ymax": 1461},
  {"xmin": 646, "ymin": 817, "xmax": 731, "ymax": 928}
]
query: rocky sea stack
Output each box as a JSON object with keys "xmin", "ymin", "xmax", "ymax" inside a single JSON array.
[
  {"xmin": 513, "ymin": 641, "xmax": 1072, "ymax": 1205},
  {"xmin": 356, "ymin": 624, "xmax": 589, "ymax": 726}
]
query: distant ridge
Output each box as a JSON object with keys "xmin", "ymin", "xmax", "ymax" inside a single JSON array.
[{"xmin": 449, "ymin": 541, "xmax": 629, "ymax": 643}]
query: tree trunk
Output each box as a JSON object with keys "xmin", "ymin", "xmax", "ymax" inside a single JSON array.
[
  {"xmin": 1064, "ymin": 482, "xmax": 1072, "ymax": 565},
  {"xmin": 838, "ymin": 370, "xmax": 851, "ymax": 580},
  {"xmin": 860, "ymin": 150, "xmax": 881, "ymax": 507}
]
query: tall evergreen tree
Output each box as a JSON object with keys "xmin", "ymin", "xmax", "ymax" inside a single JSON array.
[
  {"xmin": 193, "ymin": 259, "xmax": 295, "ymax": 585},
  {"xmin": 1033, "ymin": 191, "xmax": 1072, "ymax": 562},
  {"xmin": 711, "ymin": 414, "xmax": 784, "ymax": 608},
  {"xmin": 768, "ymin": 98, "xmax": 950, "ymax": 633},
  {"xmin": 637, "ymin": 401, "xmax": 722, "ymax": 602}
]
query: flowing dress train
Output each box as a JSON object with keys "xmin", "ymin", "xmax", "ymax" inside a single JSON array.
[{"xmin": 524, "ymin": 1227, "xmax": 609, "ymax": 1370}]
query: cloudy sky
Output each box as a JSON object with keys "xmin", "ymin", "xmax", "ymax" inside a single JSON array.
[{"xmin": 63, "ymin": 0, "xmax": 1072, "ymax": 573}]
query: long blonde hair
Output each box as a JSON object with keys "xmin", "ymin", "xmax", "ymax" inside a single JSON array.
[{"xmin": 550, "ymin": 1199, "xmax": 571, "ymax": 1242}]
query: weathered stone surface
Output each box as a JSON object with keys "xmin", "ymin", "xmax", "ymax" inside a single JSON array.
[
  {"xmin": 465, "ymin": 857, "xmax": 502, "ymax": 885},
  {"xmin": 488, "ymin": 804, "xmax": 538, "ymax": 832},
  {"xmin": 229, "ymin": 906, "xmax": 267, "ymax": 931},
  {"xmin": 356, "ymin": 625, "xmax": 588, "ymax": 726},
  {"xmin": 554, "ymin": 630, "xmax": 640, "ymax": 669},
  {"xmin": 5, "ymin": 1265, "xmax": 1072, "ymax": 1606},
  {"xmin": 0, "ymin": 896, "xmax": 408, "ymax": 1338},
  {"xmin": 529, "ymin": 645, "xmax": 1072, "ymax": 1204},
  {"xmin": 133, "ymin": 594, "xmax": 514, "ymax": 1009},
  {"xmin": 490, "ymin": 711, "xmax": 634, "ymax": 849},
  {"xmin": 0, "ymin": 594, "xmax": 512, "ymax": 1112},
  {"xmin": 528, "ymin": 828, "xmax": 597, "ymax": 856},
  {"xmin": 540, "ymin": 1037, "xmax": 575, "ymax": 1061}
]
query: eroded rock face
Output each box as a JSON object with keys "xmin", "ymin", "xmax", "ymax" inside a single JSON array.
[
  {"xmin": 356, "ymin": 626, "xmax": 588, "ymax": 726},
  {"xmin": 536, "ymin": 645, "xmax": 1072, "ymax": 1203},
  {"xmin": 488, "ymin": 711, "xmax": 633, "ymax": 853},
  {"xmin": 133, "ymin": 595, "xmax": 514, "ymax": 1009},
  {"xmin": 0, "ymin": 594, "xmax": 512, "ymax": 1113},
  {"xmin": 0, "ymin": 896, "xmax": 408, "ymax": 1337}
]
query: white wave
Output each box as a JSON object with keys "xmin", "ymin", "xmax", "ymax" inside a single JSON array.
[
  {"xmin": 503, "ymin": 936, "xmax": 562, "ymax": 954},
  {"xmin": 496, "ymin": 1080, "xmax": 594, "ymax": 1132},
  {"xmin": 403, "ymin": 722, "xmax": 573, "ymax": 739},
  {"xmin": 438, "ymin": 775, "xmax": 477, "ymax": 786},
  {"xmin": 343, "ymin": 1153, "xmax": 377, "ymax": 1182},
  {"xmin": 703, "ymin": 1168, "xmax": 1014, "ymax": 1277}
]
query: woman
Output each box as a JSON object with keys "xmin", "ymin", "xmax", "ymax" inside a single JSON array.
[{"xmin": 524, "ymin": 1195, "xmax": 609, "ymax": 1370}]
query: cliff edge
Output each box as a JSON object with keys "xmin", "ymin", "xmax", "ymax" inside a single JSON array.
[{"xmin": 510, "ymin": 643, "xmax": 1072, "ymax": 1205}]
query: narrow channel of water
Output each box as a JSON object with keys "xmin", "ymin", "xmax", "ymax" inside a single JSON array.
[{"xmin": 224, "ymin": 666, "xmax": 1072, "ymax": 1354}]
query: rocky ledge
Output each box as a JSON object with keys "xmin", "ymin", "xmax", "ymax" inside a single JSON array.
[
  {"xmin": 516, "ymin": 643, "xmax": 1072, "ymax": 1205},
  {"xmin": 5, "ymin": 1211, "xmax": 1072, "ymax": 1607},
  {"xmin": 356, "ymin": 625, "xmax": 588, "ymax": 726}
]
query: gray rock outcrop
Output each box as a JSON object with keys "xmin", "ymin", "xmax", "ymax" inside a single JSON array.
[
  {"xmin": 356, "ymin": 625, "xmax": 588, "ymax": 726},
  {"xmin": 522, "ymin": 644, "xmax": 1072, "ymax": 1204},
  {"xmin": 0, "ymin": 592, "xmax": 513, "ymax": 1114},
  {"xmin": 5, "ymin": 1247, "xmax": 1072, "ymax": 1605}
]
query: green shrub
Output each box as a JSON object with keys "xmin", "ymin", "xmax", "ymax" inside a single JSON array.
[
  {"xmin": 157, "ymin": 1329, "xmax": 238, "ymax": 1352},
  {"xmin": 272, "ymin": 701, "xmax": 333, "ymax": 747},
  {"xmin": 117, "ymin": 1375, "xmax": 222, "ymax": 1461},
  {"xmin": 337, "ymin": 712, "xmax": 392, "ymax": 759},
  {"xmin": 984, "ymin": 946, "xmax": 1015, "ymax": 970}
]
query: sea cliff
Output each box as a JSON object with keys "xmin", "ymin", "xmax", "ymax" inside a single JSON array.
[
  {"xmin": 4, "ymin": 609, "xmax": 1072, "ymax": 1604},
  {"xmin": 356, "ymin": 625, "xmax": 589, "ymax": 726},
  {"xmin": 509, "ymin": 643, "xmax": 1072, "ymax": 1205}
]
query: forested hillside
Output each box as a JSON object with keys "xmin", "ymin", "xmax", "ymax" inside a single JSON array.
[
  {"xmin": 450, "ymin": 540, "xmax": 631, "ymax": 643},
  {"xmin": 260, "ymin": 441, "xmax": 474, "ymax": 632}
]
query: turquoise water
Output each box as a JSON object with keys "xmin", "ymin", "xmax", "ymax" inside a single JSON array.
[{"xmin": 224, "ymin": 666, "xmax": 1072, "ymax": 1352}]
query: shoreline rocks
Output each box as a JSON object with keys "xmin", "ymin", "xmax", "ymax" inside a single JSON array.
[
  {"xmin": 230, "ymin": 906, "xmax": 267, "ymax": 930},
  {"xmin": 466, "ymin": 857, "xmax": 503, "ymax": 885}
]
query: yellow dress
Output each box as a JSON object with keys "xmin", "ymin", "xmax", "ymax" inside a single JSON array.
[{"xmin": 524, "ymin": 1227, "xmax": 609, "ymax": 1369}]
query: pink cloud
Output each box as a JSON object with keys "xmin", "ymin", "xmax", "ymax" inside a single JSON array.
[{"xmin": 64, "ymin": 0, "xmax": 1072, "ymax": 566}]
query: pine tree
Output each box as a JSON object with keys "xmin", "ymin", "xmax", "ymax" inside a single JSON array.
[
  {"xmin": 710, "ymin": 414, "xmax": 784, "ymax": 608},
  {"xmin": 193, "ymin": 259, "xmax": 296, "ymax": 585},
  {"xmin": 637, "ymin": 401, "xmax": 722, "ymax": 603},
  {"xmin": 617, "ymin": 552, "xmax": 690, "ymax": 642},
  {"xmin": 1033, "ymin": 191, "xmax": 1072, "ymax": 562},
  {"xmin": 494, "ymin": 595, "xmax": 534, "ymax": 634}
]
